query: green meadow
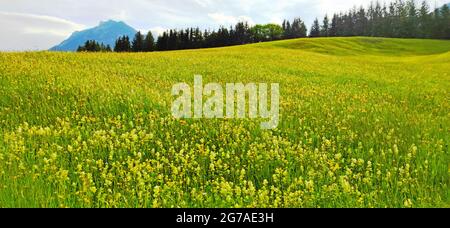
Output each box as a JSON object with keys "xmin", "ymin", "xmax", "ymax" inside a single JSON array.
[{"xmin": 0, "ymin": 37, "xmax": 449, "ymax": 208}]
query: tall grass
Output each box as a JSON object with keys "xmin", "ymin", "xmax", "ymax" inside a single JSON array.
[{"xmin": 0, "ymin": 37, "xmax": 449, "ymax": 208}]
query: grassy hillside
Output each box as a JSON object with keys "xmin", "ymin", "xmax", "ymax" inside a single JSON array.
[
  {"xmin": 0, "ymin": 37, "xmax": 449, "ymax": 208},
  {"xmin": 270, "ymin": 37, "xmax": 450, "ymax": 56}
]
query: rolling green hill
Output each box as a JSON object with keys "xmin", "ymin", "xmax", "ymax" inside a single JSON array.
[
  {"xmin": 0, "ymin": 37, "xmax": 449, "ymax": 208},
  {"xmin": 268, "ymin": 37, "xmax": 450, "ymax": 56}
]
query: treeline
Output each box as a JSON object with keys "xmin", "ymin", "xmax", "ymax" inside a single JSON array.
[
  {"xmin": 77, "ymin": 0, "xmax": 449, "ymax": 52},
  {"xmin": 76, "ymin": 40, "xmax": 112, "ymax": 52},
  {"xmin": 310, "ymin": 0, "xmax": 450, "ymax": 39},
  {"xmin": 77, "ymin": 18, "xmax": 307, "ymax": 52},
  {"xmin": 114, "ymin": 31, "xmax": 155, "ymax": 52},
  {"xmin": 154, "ymin": 20, "xmax": 305, "ymax": 51},
  {"xmin": 77, "ymin": 32, "xmax": 154, "ymax": 52}
]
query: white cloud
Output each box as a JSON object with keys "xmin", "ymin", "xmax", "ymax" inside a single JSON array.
[
  {"xmin": 0, "ymin": 0, "xmax": 448, "ymax": 50},
  {"xmin": 194, "ymin": 0, "xmax": 213, "ymax": 8},
  {"xmin": 0, "ymin": 11, "xmax": 85, "ymax": 51},
  {"xmin": 269, "ymin": 16, "xmax": 284, "ymax": 25},
  {"xmin": 112, "ymin": 10, "xmax": 129, "ymax": 21},
  {"xmin": 137, "ymin": 26, "xmax": 167, "ymax": 37},
  {"xmin": 208, "ymin": 13, "xmax": 255, "ymax": 26},
  {"xmin": 150, "ymin": 27, "xmax": 167, "ymax": 36}
]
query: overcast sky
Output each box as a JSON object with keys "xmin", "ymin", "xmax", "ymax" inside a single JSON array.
[{"xmin": 0, "ymin": 0, "xmax": 447, "ymax": 51}]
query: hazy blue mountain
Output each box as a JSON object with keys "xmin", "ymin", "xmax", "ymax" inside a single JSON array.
[{"xmin": 50, "ymin": 20, "xmax": 137, "ymax": 51}]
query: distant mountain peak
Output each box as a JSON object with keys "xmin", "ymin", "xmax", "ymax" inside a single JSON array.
[
  {"xmin": 99, "ymin": 20, "xmax": 125, "ymax": 26},
  {"xmin": 100, "ymin": 19, "xmax": 116, "ymax": 24},
  {"xmin": 50, "ymin": 20, "xmax": 137, "ymax": 52}
]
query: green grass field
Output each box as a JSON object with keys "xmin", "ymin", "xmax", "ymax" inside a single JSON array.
[{"xmin": 0, "ymin": 37, "xmax": 449, "ymax": 208}]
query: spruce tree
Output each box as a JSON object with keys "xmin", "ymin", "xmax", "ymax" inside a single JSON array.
[
  {"xmin": 309, "ymin": 18, "xmax": 321, "ymax": 37},
  {"xmin": 143, "ymin": 31, "xmax": 155, "ymax": 52},
  {"xmin": 321, "ymin": 15, "xmax": 330, "ymax": 37},
  {"xmin": 440, "ymin": 4, "xmax": 450, "ymax": 39},
  {"xmin": 329, "ymin": 14, "xmax": 338, "ymax": 37},
  {"xmin": 284, "ymin": 20, "xmax": 292, "ymax": 38},
  {"xmin": 132, "ymin": 31, "xmax": 145, "ymax": 52},
  {"xmin": 405, "ymin": 0, "xmax": 418, "ymax": 37},
  {"xmin": 418, "ymin": 1, "xmax": 431, "ymax": 38},
  {"xmin": 292, "ymin": 18, "xmax": 307, "ymax": 38},
  {"xmin": 355, "ymin": 7, "xmax": 368, "ymax": 36}
]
